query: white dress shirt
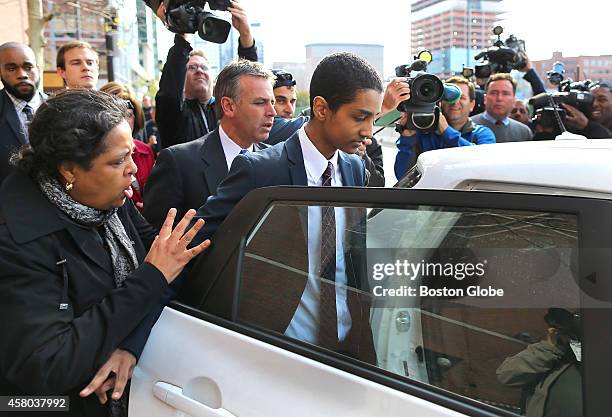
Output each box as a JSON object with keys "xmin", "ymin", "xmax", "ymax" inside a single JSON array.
[
  {"xmin": 285, "ymin": 126, "xmax": 352, "ymax": 344},
  {"xmin": 218, "ymin": 125, "xmax": 254, "ymax": 171},
  {"xmin": 6, "ymin": 91, "xmax": 44, "ymax": 138}
]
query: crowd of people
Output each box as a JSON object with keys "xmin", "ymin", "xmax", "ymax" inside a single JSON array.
[{"xmin": 0, "ymin": 1, "xmax": 600, "ymax": 415}]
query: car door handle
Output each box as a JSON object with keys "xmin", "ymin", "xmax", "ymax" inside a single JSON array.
[{"xmin": 153, "ymin": 381, "xmax": 236, "ymax": 417}]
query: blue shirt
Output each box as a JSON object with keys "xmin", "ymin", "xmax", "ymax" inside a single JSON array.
[{"xmin": 394, "ymin": 120, "xmax": 496, "ymax": 180}]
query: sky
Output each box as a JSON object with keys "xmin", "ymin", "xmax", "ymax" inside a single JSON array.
[{"xmin": 231, "ymin": 0, "xmax": 610, "ymax": 77}]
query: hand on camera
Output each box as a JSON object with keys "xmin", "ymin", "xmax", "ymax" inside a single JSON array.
[
  {"xmin": 381, "ymin": 78, "xmax": 411, "ymax": 116},
  {"xmin": 144, "ymin": 208, "xmax": 211, "ymax": 283},
  {"xmin": 561, "ymin": 103, "xmax": 589, "ymax": 130},
  {"xmin": 397, "ymin": 112, "xmax": 416, "ymax": 137},
  {"xmin": 436, "ymin": 113, "xmax": 449, "ymax": 135},
  {"xmin": 227, "ymin": 0, "xmax": 254, "ymax": 48}
]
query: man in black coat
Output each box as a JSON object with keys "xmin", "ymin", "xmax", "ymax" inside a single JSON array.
[
  {"xmin": 143, "ymin": 60, "xmax": 275, "ymax": 229},
  {"xmin": 155, "ymin": 1, "xmax": 258, "ymax": 149},
  {"xmin": 0, "ymin": 42, "xmax": 46, "ymax": 184}
]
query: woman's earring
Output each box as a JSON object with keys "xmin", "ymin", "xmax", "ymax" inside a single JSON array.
[{"xmin": 65, "ymin": 181, "xmax": 74, "ymax": 192}]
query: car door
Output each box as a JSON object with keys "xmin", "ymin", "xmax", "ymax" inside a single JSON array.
[{"xmin": 130, "ymin": 186, "xmax": 612, "ymax": 417}]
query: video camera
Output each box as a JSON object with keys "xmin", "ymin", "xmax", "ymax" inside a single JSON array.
[
  {"xmin": 163, "ymin": 0, "xmax": 231, "ymax": 43},
  {"xmin": 529, "ymin": 61, "xmax": 594, "ymax": 133},
  {"xmin": 394, "ymin": 50, "xmax": 461, "ymax": 133},
  {"xmin": 474, "ymin": 26, "xmax": 526, "ymax": 79}
]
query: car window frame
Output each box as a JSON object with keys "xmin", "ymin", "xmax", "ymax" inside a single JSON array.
[{"xmin": 179, "ymin": 186, "xmax": 612, "ymax": 417}]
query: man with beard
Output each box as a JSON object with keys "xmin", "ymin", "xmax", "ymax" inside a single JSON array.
[{"xmin": 0, "ymin": 42, "xmax": 46, "ymax": 183}]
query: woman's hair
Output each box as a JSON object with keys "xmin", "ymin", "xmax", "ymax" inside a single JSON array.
[
  {"xmin": 100, "ymin": 81, "xmax": 145, "ymax": 133},
  {"xmin": 15, "ymin": 89, "xmax": 129, "ymax": 177}
]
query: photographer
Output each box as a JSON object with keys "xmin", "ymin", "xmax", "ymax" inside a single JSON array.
[
  {"xmin": 394, "ymin": 76, "xmax": 495, "ymax": 180},
  {"xmin": 497, "ymin": 308, "xmax": 582, "ymax": 417},
  {"xmin": 557, "ymin": 82, "xmax": 612, "ymax": 139},
  {"xmin": 153, "ymin": 0, "xmax": 258, "ymax": 149}
]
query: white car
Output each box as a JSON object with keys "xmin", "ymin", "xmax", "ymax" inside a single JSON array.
[{"xmin": 130, "ymin": 139, "xmax": 612, "ymax": 417}]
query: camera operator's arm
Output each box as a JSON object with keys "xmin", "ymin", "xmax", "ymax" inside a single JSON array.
[
  {"xmin": 438, "ymin": 115, "xmax": 496, "ymax": 147},
  {"xmin": 156, "ymin": 33, "xmax": 191, "ymax": 149},
  {"xmin": 356, "ymin": 137, "xmax": 385, "ymax": 187},
  {"xmin": 394, "ymin": 113, "xmax": 419, "ymax": 180},
  {"xmin": 496, "ymin": 337, "xmax": 565, "ymax": 387},
  {"xmin": 562, "ymin": 103, "xmax": 612, "ymax": 138},
  {"xmin": 228, "ymin": 0, "xmax": 258, "ymax": 62},
  {"xmin": 519, "ymin": 52, "xmax": 546, "ymax": 95},
  {"xmin": 380, "ymin": 78, "xmax": 410, "ymax": 117}
]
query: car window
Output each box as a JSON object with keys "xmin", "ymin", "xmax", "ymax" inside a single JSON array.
[{"xmin": 235, "ymin": 201, "xmax": 582, "ymax": 415}]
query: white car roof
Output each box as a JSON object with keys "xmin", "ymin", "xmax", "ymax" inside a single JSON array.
[{"xmin": 414, "ymin": 139, "xmax": 612, "ymax": 198}]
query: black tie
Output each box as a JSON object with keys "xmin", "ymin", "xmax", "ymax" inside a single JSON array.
[
  {"xmin": 22, "ymin": 105, "xmax": 33, "ymax": 141},
  {"xmin": 318, "ymin": 161, "xmax": 338, "ymax": 349},
  {"xmin": 23, "ymin": 105, "xmax": 33, "ymax": 122}
]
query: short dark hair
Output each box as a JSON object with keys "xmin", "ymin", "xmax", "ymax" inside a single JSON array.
[
  {"xmin": 15, "ymin": 89, "xmax": 129, "ymax": 177},
  {"xmin": 309, "ymin": 52, "xmax": 383, "ymax": 112},
  {"xmin": 445, "ymin": 76, "xmax": 476, "ymax": 101},
  {"xmin": 56, "ymin": 40, "xmax": 98, "ymax": 70},
  {"xmin": 485, "ymin": 73, "xmax": 517, "ymax": 94},
  {"xmin": 213, "ymin": 59, "xmax": 274, "ymax": 118}
]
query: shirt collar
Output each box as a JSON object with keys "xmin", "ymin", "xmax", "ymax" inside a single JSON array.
[
  {"xmin": 218, "ymin": 125, "xmax": 252, "ymax": 170},
  {"xmin": 483, "ymin": 111, "xmax": 510, "ymax": 126},
  {"xmin": 297, "ymin": 126, "xmax": 339, "ymax": 186},
  {"xmin": 6, "ymin": 90, "xmax": 43, "ymax": 114}
]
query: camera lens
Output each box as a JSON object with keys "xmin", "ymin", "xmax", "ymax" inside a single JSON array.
[{"xmin": 411, "ymin": 74, "xmax": 444, "ymax": 104}]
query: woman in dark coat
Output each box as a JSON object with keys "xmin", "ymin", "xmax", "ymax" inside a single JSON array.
[{"xmin": 0, "ymin": 89, "xmax": 210, "ymax": 417}]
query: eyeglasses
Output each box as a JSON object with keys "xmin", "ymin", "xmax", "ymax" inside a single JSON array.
[
  {"xmin": 272, "ymin": 69, "xmax": 296, "ymax": 88},
  {"xmin": 187, "ymin": 63, "xmax": 209, "ymax": 72},
  {"xmin": 124, "ymin": 99, "xmax": 135, "ymax": 110}
]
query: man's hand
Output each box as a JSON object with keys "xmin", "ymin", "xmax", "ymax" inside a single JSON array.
[
  {"xmin": 227, "ymin": 0, "xmax": 253, "ymax": 48},
  {"xmin": 436, "ymin": 112, "xmax": 449, "ymax": 135},
  {"xmin": 79, "ymin": 349, "xmax": 136, "ymax": 404},
  {"xmin": 518, "ymin": 51, "xmax": 532, "ymax": 72},
  {"xmin": 562, "ymin": 103, "xmax": 589, "ymax": 130},
  {"xmin": 397, "ymin": 112, "xmax": 417, "ymax": 137},
  {"xmin": 148, "ymin": 135, "xmax": 158, "ymax": 147},
  {"xmin": 356, "ymin": 138, "xmax": 372, "ymax": 158},
  {"xmin": 381, "ymin": 78, "xmax": 410, "ymax": 116}
]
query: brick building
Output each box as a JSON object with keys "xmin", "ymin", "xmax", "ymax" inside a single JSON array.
[{"xmin": 532, "ymin": 51, "xmax": 612, "ymax": 91}]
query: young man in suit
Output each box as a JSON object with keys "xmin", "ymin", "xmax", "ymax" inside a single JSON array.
[
  {"xmin": 0, "ymin": 42, "xmax": 46, "ymax": 184},
  {"xmin": 194, "ymin": 52, "xmax": 383, "ymax": 238},
  {"xmin": 143, "ymin": 59, "xmax": 275, "ymax": 229},
  {"xmin": 192, "ymin": 53, "xmax": 384, "ymax": 362}
]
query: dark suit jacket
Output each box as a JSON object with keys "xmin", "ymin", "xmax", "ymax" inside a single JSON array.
[
  {"xmin": 195, "ymin": 131, "xmax": 366, "ymax": 241},
  {"xmin": 0, "ymin": 89, "xmax": 28, "ymax": 184},
  {"xmin": 192, "ymin": 132, "xmax": 373, "ymax": 362},
  {"xmin": 143, "ymin": 128, "xmax": 267, "ymax": 230}
]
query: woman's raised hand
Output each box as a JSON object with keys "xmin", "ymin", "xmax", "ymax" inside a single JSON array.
[{"xmin": 144, "ymin": 208, "xmax": 211, "ymax": 283}]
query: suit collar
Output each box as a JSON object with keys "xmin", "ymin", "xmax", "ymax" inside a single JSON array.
[
  {"xmin": 338, "ymin": 152, "xmax": 358, "ymax": 186},
  {"xmin": 1, "ymin": 89, "xmax": 27, "ymax": 145},
  {"xmin": 284, "ymin": 133, "xmax": 308, "ymax": 186},
  {"xmin": 0, "ymin": 172, "xmax": 113, "ymax": 273},
  {"xmin": 200, "ymin": 129, "xmax": 229, "ymax": 195}
]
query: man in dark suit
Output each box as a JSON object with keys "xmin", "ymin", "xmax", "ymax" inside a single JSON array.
[
  {"xmin": 0, "ymin": 42, "xmax": 46, "ymax": 184},
  {"xmin": 143, "ymin": 59, "xmax": 275, "ymax": 229},
  {"xmin": 192, "ymin": 53, "xmax": 384, "ymax": 362}
]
